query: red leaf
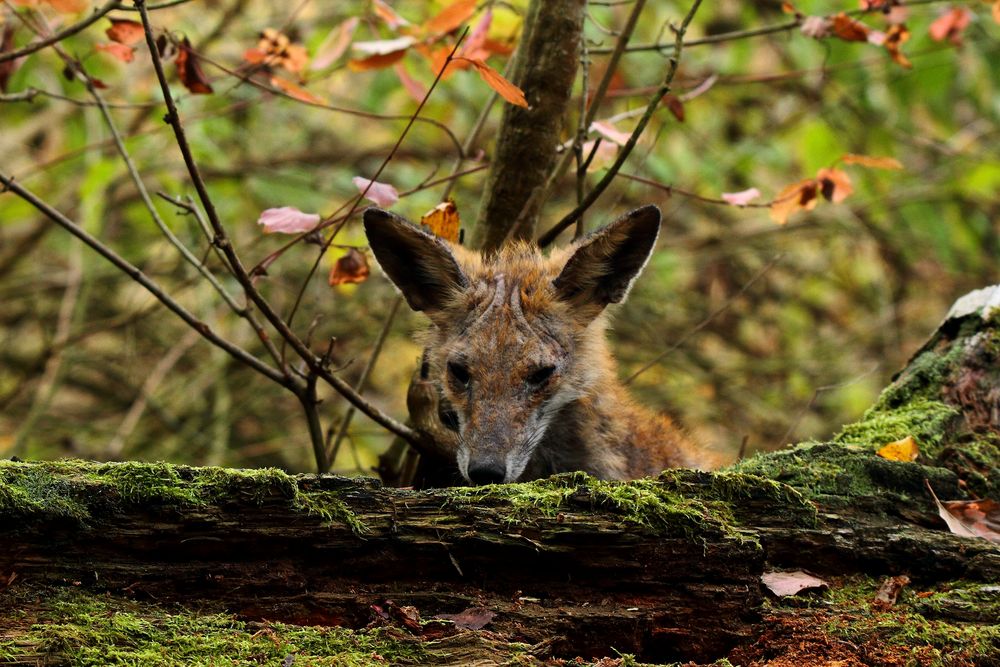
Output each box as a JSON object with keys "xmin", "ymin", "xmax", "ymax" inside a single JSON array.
[
  {"xmin": 257, "ymin": 206, "xmax": 321, "ymax": 234},
  {"xmin": 662, "ymin": 94, "xmax": 685, "ymax": 122},
  {"xmin": 352, "ymin": 177, "xmax": 399, "ymax": 208},
  {"xmin": 329, "ymin": 248, "xmax": 370, "ymax": 286},
  {"xmin": 831, "ymin": 13, "xmax": 871, "ymax": 42},
  {"xmin": 95, "ymin": 42, "xmax": 135, "ymax": 64},
  {"xmin": 349, "ymin": 48, "xmax": 409, "ymax": 72},
  {"xmin": 176, "ymin": 38, "xmax": 213, "ymax": 94},
  {"xmin": 105, "ymin": 19, "xmax": 144, "ymax": 46}
]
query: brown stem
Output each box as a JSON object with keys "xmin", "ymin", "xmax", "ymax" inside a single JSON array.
[{"xmin": 0, "ymin": 0, "xmax": 117, "ymax": 64}]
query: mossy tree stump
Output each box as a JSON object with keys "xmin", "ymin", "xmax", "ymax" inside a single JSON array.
[{"xmin": 2, "ymin": 287, "xmax": 999, "ymax": 666}]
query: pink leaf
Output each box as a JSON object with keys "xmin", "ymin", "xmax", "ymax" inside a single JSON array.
[
  {"xmin": 352, "ymin": 177, "xmax": 399, "ymax": 207},
  {"xmin": 722, "ymin": 187, "xmax": 762, "ymax": 207},
  {"xmin": 257, "ymin": 206, "xmax": 321, "ymax": 234},
  {"xmin": 352, "ymin": 36, "xmax": 416, "ymax": 56},
  {"xmin": 590, "ymin": 120, "xmax": 631, "ymax": 146},
  {"xmin": 461, "ymin": 9, "xmax": 492, "ymax": 59},
  {"xmin": 394, "ymin": 62, "xmax": 427, "ymax": 102},
  {"xmin": 433, "ymin": 607, "xmax": 496, "ymax": 630},
  {"xmin": 761, "ymin": 571, "xmax": 829, "ymax": 597},
  {"xmin": 311, "ymin": 16, "xmax": 359, "ymax": 70}
]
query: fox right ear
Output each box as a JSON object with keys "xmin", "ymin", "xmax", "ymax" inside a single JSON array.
[{"xmin": 363, "ymin": 208, "xmax": 468, "ymax": 313}]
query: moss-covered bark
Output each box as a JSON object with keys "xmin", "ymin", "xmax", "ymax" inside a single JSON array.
[{"xmin": 2, "ymin": 287, "xmax": 999, "ymax": 665}]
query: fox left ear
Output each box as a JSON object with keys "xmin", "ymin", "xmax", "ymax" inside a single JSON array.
[{"xmin": 552, "ymin": 205, "xmax": 660, "ymax": 318}]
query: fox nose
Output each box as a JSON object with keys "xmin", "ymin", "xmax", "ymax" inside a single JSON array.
[{"xmin": 467, "ymin": 463, "xmax": 506, "ymax": 485}]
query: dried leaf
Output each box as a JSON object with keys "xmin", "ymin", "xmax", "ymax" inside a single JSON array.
[
  {"xmin": 831, "ymin": 13, "xmax": 871, "ymax": 42},
  {"xmin": 663, "ymin": 94, "xmax": 685, "ymax": 122},
  {"xmin": 349, "ymin": 48, "xmax": 409, "ymax": 72},
  {"xmin": 394, "ymin": 62, "xmax": 427, "ymax": 102},
  {"xmin": 373, "ymin": 0, "xmax": 410, "ymax": 29},
  {"xmin": 433, "ymin": 607, "xmax": 496, "ymax": 630},
  {"xmin": 929, "ymin": 7, "xmax": 972, "ymax": 45},
  {"xmin": 590, "ymin": 120, "xmax": 630, "ymax": 146},
  {"xmin": 817, "ymin": 167, "xmax": 853, "ymax": 203},
  {"xmin": 883, "ymin": 23, "xmax": 911, "ymax": 68},
  {"xmin": 722, "ymin": 188, "xmax": 761, "ymax": 207},
  {"xmin": 106, "ymin": 19, "xmax": 144, "ymax": 46},
  {"xmin": 425, "ymin": 0, "xmax": 478, "ymax": 35},
  {"xmin": 176, "ymin": 38, "xmax": 213, "ymax": 95},
  {"xmin": 877, "ymin": 435, "xmax": 920, "ymax": 462},
  {"xmin": 257, "ymin": 206, "xmax": 321, "ymax": 234},
  {"xmin": 46, "ymin": 0, "xmax": 86, "ymax": 12},
  {"xmin": 329, "ymin": 248, "xmax": 370, "ymax": 286},
  {"xmin": 353, "ymin": 177, "xmax": 399, "ymax": 208},
  {"xmin": 311, "ymin": 16, "xmax": 359, "ymax": 70},
  {"xmin": 464, "ymin": 58, "xmax": 528, "ymax": 107},
  {"xmin": 994, "ymin": 1, "xmax": 1000, "ymax": 26},
  {"xmin": 246, "ymin": 28, "xmax": 309, "ymax": 73},
  {"xmin": 420, "ymin": 201, "xmax": 461, "ymax": 243},
  {"xmin": 95, "ymin": 42, "xmax": 135, "ymax": 63},
  {"xmin": 270, "ymin": 76, "xmax": 326, "ymax": 105},
  {"xmin": 761, "ymin": 571, "xmax": 828, "ymax": 597},
  {"xmin": 0, "ymin": 26, "xmax": 19, "ymax": 93},
  {"xmin": 352, "ymin": 36, "xmax": 416, "ymax": 56},
  {"xmin": 840, "ymin": 154, "xmax": 903, "ymax": 170},
  {"xmin": 800, "ymin": 15, "xmax": 832, "ymax": 39},
  {"xmin": 769, "ymin": 179, "xmax": 819, "ymax": 225},
  {"xmin": 873, "ymin": 575, "xmax": 910, "ymax": 610},
  {"xmin": 926, "ymin": 480, "xmax": 1000, "ymax": 544}
]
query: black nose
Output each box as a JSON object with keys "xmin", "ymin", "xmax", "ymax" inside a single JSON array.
[{"xmin": 467, "ymin": 463, "xmax": 506, "ymax": 485}]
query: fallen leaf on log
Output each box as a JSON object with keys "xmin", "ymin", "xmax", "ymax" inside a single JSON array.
[{"xmin": 761, "ymin": 571, "xmax": 828, "ymax": 597}]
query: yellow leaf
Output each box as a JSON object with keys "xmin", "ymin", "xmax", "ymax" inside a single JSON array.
[
  {"xmin": 877, "ymin": 435, "xmax": 920, "ymax": 462},
  {"xmin": 464, "ymin": 57, "xmax": 528, "ymax": 108},
  {"xmin": 840, "ymin": 154, "xmax": 904, "ymax": 170},
  {"xmin": 420, "ymin": 200, "xmax": 461, "ymax": 243}
]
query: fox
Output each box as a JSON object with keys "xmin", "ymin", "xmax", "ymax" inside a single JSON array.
[{"xmin": 363, "ymin": 204, "xmax": 713, "ymax": 485}]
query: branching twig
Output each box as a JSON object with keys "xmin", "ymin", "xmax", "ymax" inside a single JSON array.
[{"xmin": 0, "ymin": 0, "xmax": 118, "ymax": 65}]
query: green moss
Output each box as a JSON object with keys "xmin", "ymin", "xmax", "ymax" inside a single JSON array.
[
  {"xmin": 835, "ymin": 398, "xmax": 960, "ymax": 457},
  {"xmin": 445, "ymin": 472, "xmax": 759, "ymax": 545},
  {"xmin": 807, "ymin": 577, "xmax": 1000, "ymax": 665},
  {"xmin": 0, "ymin": 585, "xmax": 425, "ymax": 667},
  {"xmin": 0, "ymin": 460, "xmax": 366, "ymax": 534}
]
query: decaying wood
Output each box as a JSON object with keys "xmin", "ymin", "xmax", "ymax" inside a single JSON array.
[{"xmin": 1, "ymin": 286, "xmax": 999, "ymax": 665}]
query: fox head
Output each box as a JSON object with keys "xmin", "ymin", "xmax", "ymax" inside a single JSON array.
[{"xmin": 363, "ymin": 206, "xmax": 661, "ymax": 485}]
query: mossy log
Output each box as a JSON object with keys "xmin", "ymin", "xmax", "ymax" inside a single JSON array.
[{"xmin": 2, "ymin": 287, "xmax": 1000, "ymax": 666}]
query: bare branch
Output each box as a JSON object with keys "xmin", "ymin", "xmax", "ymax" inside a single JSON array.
[{"xmin": 0, "ymin": 0, "xmax": 117, "ymax": 65}]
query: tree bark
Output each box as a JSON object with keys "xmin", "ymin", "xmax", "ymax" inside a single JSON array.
[{"xmin": 2, "ymin": 286, "xmax": 999, "ymax": 665}]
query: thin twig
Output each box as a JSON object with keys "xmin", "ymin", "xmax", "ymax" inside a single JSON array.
[
  {"xmin": 0, "ymin": 0, "xmax": 118, "ymax": 65},
  {"xmin": 623, "ymin": 253, "xmax": 783, "ymax": 385},
  {"xmin": 537, "ymin": 0, "xmax": 704, "ymax": 247}
]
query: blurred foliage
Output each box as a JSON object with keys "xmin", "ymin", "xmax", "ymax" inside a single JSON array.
[{"xmin": 0, "ymin": 0, "xmax": 997, "ymax": 474}]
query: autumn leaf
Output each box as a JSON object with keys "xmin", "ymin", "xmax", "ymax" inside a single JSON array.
[
  {"xmin": 176, "ymin": 38, "xmax": 213, "ymax": 95},
  {"xmin": 462, "ymin": 58, "xmax": 528, "ymax": 107},
  {"xmin": 311, "ymin": 16, "xmax": 359, "ymax": 70},
  {"xmin": 761, "ymin": 571, "xmax": 828, "ymax": 597},
  {"xmin": 40, "ymin": 0, "xmax": 86, "ymax": 12},
  {"xmin": 433, "ymin": 607, "xmax": 496, "ymax": 630},
  {"xmin": 840, "ymin": 154, "xmax": 904, "ymax": 170},
  {"xmin": 270, "ymin": 76, "xmax": 326, "ymax": 105},
  {"xmin": 352, "ymin": 36, "xmax": 416, "ymax": 56},
  {"xmin": 872, "ymin": 575, "xmax": 910, "ymax": 611},
  {"xmin": 329, "ymin": 248, "xmax": 370, "ymax": 286},
  {"xmin": 353, "ymin": 177, "xmax": 399, "ymax": 208},
  {"xmin": 394, "ymin": 62, "xmax": 427, "ymax": 102},
  {"xmin": 349, "ymin": 48, "xmax": 409, "ymax": 72},
  {"xmin": 800, "ymin": 15, "xmax": 832, "ymax": 39},
  {"xmin": 425, "ymin": 0, "xmax": 478, "ymax": 35},
  {"xmin": 994, "ymin": 1, "xmax": 1000, "ymax": 26},
  {"xmin": 95, "ymin": 42, "xmax": 135, "ymax": 64},
  {"xmin": 926, "ymin": 480, "xmax": 1000, "ymax": 544},
  {"xmin": 373, "ymin": 0, "xmax": 410, "ymax": 29},
  {"xmin": 929, "ymin": 7, "xmax": 972, "ymax": 45},
  {"xmin": 662, "ymin": 94, "xmax": 685, "ymax": 122},
  {"xmin": 461, "ymin": 9, "xmax": 493, "ymax": 61},
  {"xmin": 420, "ymin": 201, "xmax": 461, "ymax": 243},
  {"xmin": 105, "ymin": 19, "xmax": 144, "ymax": 46},
  {"xmin": 877, "ymin": 435, "xmax": 919, "ymax": 462},
  {"xmin": 831, "ymin": 13, "xmax": 871, "ymax": 42},
  {"xmin": 244, "ymin": 29, "xmax": 308, "ymax": 74},
  {"xmin": 769, "ymin": 178, "xmax": 819, "ymax": 225},
  {"xmin": 883, "ymin": 24, "xmax": 911, "ymax": 68},
  {"xmin": 0, "ymin": 26, "xmax": 19, "ymax": 93},
  {"xmin": 257, "ymin": 206, "xmax": 320, "ymax": 234},
  {"xmin": 590, "ymin": 120, "xmax": 630, "ymax": 146},
  {"xmin": 817, "ymin": 167, "xmax": 853, "ymax": 203},
  {"xmin": 722, "ymin": 188, "xmax": 761, "ymax": 207}
]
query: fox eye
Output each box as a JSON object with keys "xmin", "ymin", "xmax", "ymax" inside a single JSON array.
[
  {"xmin": 447, "ymin": 361, "xmax": 471, "ymax": 387},
  {"xmin": 527, "ymin": 365, "xmax": 556, "ymax": 387}
]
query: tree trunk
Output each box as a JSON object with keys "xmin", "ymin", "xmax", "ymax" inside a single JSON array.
[{"xmin": 2, "ymin": 286, "xmax": 999, "ymax": 665}]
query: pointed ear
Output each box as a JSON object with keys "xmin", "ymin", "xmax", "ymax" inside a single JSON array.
[
  {"xmin": 552, "ymin": 205, "xmax": 660, "ymax": 319},
  {"xmin": 363, "ymin": 207, "xmax": 468, "ymax": 313}
]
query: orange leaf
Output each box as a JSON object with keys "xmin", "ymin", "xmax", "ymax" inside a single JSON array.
[
  {"xmin": 46, "ymin": 0, "xmax": 87, "ymax": 12},
  {"xmin": 106, "ymin": 19, "xmax": 144, "ymax": 46},
  {"xmin": 464, "ymin": 57, "xmax": 528, "ymax": 107},
  {"xmin": 420, "ymin": 200, "xmax": 461, "ymax": 243},
  {"xmin": 883, "ymin": 23, "xmax": 911, "ymax": 68},
  {"xmin": 425, "ymin": 0, "xmax": 478, "ymax": 35},
  {"xmin": 270, "ymin": 76, "xmax": 326, "ymax": 104},
  {"xmin": 373, "ymin": 0, "xmax": 410, "ymax": 29},
  {"xmin": 329, "ymin": 248, "xmax": 370, "ymax": 286},
  {"xmin": 840, "ymin": 154, "xmax": 903, "ymax": 170},
  {"xmin": 349, "ymin": 48, "xmax": 409, "ymax": 72},
  {"xmin": 816, "ymin": 167, "xmax": 852, "ymax": 203},
  {"xmin": 831, "ymin": 13, "xmax": 870, "ymax": 42},
  {"xmin": 877, "ymin": 436, "xmax": 920, "ymax": 462},
  {"xmin": 95, "ymin": 42, "xmax": 135, "ymax": 63},
  {"xmin": 994, "ymin": 0, "xmax": 1000, "ymax": 25},
  {"xmin": 176, "ymin": 38, "xmax": 213, "ymax": 95},
  {"xmin": 929, "ymin": 7, "xmax": 971, "ymax": 44},
  {"xmin": 769, "ymin": 179, "xmax": 819, "ymax": 225}
]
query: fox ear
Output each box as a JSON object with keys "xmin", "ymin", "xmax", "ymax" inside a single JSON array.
[
  {"xmin": 552, "ymin": 205, "xmax": 660, "ymax": 318},
  {"xmin": 363, "ymin": 207, "xmax": 468, "ymax": 313}
]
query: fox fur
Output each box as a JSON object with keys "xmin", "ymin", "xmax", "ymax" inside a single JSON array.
[{"xmin": 363, "ymin": 205, "xmax": 713, "ymax": 485}]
